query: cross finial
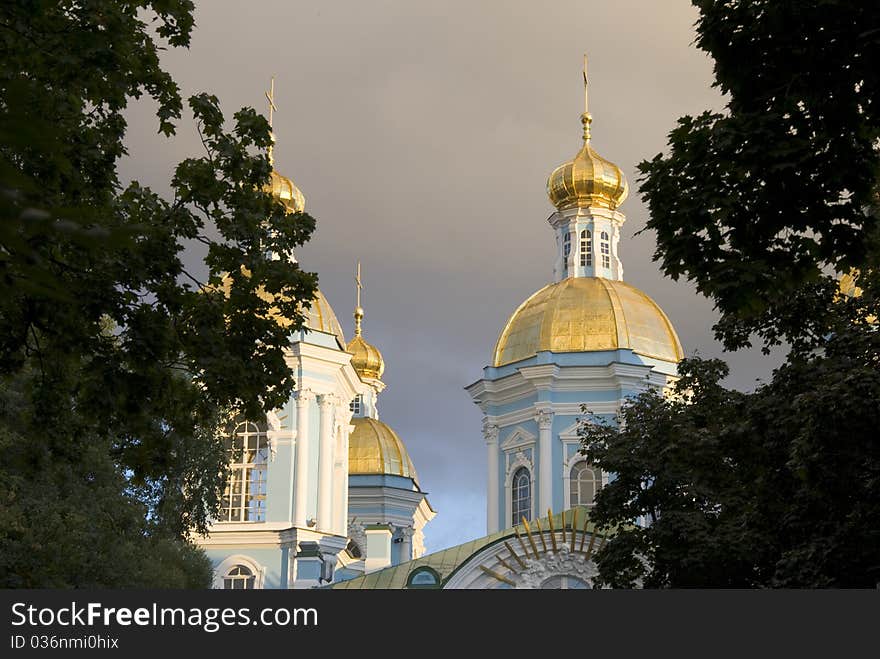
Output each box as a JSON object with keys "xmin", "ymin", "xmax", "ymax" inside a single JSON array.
[
  {"xmin": 581, "ymin": 54, "xmax": 592, "ymax": 143},
  {"xmin": 583, "ymin": 54, "xmax": 589, "ymax": 116},
  {"xmin": 265, "ymin": 76, "xmax": 278, "ymax": 129},
  {"xmin": 265, "ymin": 77, "xmax": 279, "ymax": 166},
  {"xmin": 354, "ymin": 261, "xmax": 364, "ymax": 337}
]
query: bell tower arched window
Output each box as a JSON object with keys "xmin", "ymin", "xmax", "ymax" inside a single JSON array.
[
  {"xmin": 512, "ymin": 467, "xmax": 531, "ymax": 526},
  {"xmin": 580, "ymin": 229, "xmax": 592, "ymax": 267},
  {"xmin": 220, "ymin": 420, "xmax": 269, "ymax": 522},
  {"xmin": 570, "ymin": 461, "xmax": 601, "ymax": 508},
  {"xmin": 600, "ymin": 231, "xmax": 610, "ymax": 269}
]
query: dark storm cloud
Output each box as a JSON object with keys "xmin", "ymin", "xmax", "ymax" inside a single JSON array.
[{"xmin": 119, "ymin": 0, "xmax": 783, "ymax": 552}]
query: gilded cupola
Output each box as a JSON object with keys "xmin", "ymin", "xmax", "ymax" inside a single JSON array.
[
  {"xmin": 347, "ymin": 306, "xmax": 385, "ymax": 380},
  {"xmin": 546, "ymin": 57, "xmax": 628, "ymax": 211},
  {"xmin": 262, "ymin": 77, "xmax": 305, "ymax": 214},
  {"xmin": 346, "ymin": 262, "xmax": 385, "ymax": 380}
]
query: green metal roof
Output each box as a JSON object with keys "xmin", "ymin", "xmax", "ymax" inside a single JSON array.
[{"xmin": 332, "ymin": 507, "xmax": 601, "ymax": 590}]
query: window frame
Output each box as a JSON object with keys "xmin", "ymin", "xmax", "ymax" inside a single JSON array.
[
  {"xmin": 511, "ymin": 466, "xmax": 532, "ymax": 527},
  {"xmin": 569, "ymin": 460, "xmax": 602, "ymax": 508},
  {"xmin": 219, "ymin": 420, "xmax": 269, "ymax": 523},
  {"xmin": 580, "ymin": 229, "xmax": 592, "ymax": 267}
]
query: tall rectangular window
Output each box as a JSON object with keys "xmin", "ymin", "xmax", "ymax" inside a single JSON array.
[
  {"xmin": 600, "ymin": 231, "xmax": 610, "ymax": 269},
  {"xmin": 220, "ymin": 421, "xmax": 268, "ymax": 522},
  {"xmin": 580, "ymin": 229, "xmax": 592, "ymax": 267}
]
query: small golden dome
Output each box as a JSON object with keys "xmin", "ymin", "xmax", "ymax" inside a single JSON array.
[
  {"xmin": 349, "ymin": 417, "xmax": 419, "ymax": 484},
  {"xmin": 547, "ymin": 113, "xmax": 628, "ymax": 211},
  {"xmin": 494, "ymin": 277, "xmax": 683, "ymax": 366},
  {"xmin": 264, "ymin": 169, "xmax": 305, "ymax": 214},
  {"xmin": 347, "ymin": 335, "xmax": 384, "ymax": 379},
  {"xmin": 346, "ymin": 306, "xmax": 384, "ymax": 379}
]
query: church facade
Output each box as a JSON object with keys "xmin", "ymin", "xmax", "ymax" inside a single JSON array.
[
  {"xmin": 198, "ymin": 64, "xmax": 682, "ymax": 589},
  {"xmin": 193, "ymin": 105, "xmax": 434, "ymax": 589}
]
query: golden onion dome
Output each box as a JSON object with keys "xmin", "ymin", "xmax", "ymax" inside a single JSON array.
[
  {"xmin": 494, "ymin": 277, "xmax": 683, "ymax": 367},
  {"xmin": 547, "ymin": 113, "xmax": 628, "ymax": 211},
  {"xmin": 346, "ymin": 306, "xmax": 384, "ymax": 380},
  {"xmin": 264, "ymin": 169, "xmax": 305, "ymax": 214},
  {"xmin": 218, "ymin": 267, "xmax": 345, "ymax": 346},
  {"xmin": 349, "ymin": 417, "xmax": 419, "ymax": 485}
]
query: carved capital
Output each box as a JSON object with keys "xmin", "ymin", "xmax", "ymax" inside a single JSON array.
[
  {"xmin": 294, "ymin": 388, "xmax": 314, "ymax": 406},
  {"xmin": 535, "ymin": 409, "xmax": 553, "ymax": 430},
  {"xmin": 482, "ymin": 417, "xmax": 499, "ymax": 444},
  {"xmin": 318, "ymin": 393, "xmax": 338, "ymax": 409}
]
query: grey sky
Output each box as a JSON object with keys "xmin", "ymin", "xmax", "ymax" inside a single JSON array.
[{"xmin": 120, "ymin": 0, "xmax": 783, "ymax": 552}]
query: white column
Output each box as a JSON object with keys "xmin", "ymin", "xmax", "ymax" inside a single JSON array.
[
  {"xmin": 536, "ymin": 408, "xmax": 553, "ymax": 514},
  {"xmin": 293, "ymin": 389, "xmax": 313, "ymax": 528},
  {"xmin": 400, "ymin": 526, "xmax": 415, "ymax": 563},
  {"xmin": 483, "ymin": 418, "xmax": 500, "ymax": 533},
  {"xmin": 317, "ymin": 394, "xmax": 336, "ymax": 533}
]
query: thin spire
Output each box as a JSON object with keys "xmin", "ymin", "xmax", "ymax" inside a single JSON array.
[
  {"xmin": 581, "ymin": 54, "xmax": 592, "ymax": 143},
  {"xmin": 583, "ymin": 53, "xmax": 589, "ymax": 116},
  {"xmin": 265, "ymin": 76, "xmax": 278, "ymax": 166},
  {"xmin": 354, "ymin": 261, "xmax": 364, "ymax": 337}
]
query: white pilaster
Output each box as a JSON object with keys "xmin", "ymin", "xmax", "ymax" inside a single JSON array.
[
  {"xmin": 293, "ymin": 388, "xmax": 313, "ymax": 527},
  {"xmin": 317, "ymin": 394, "xmax": 336, "ymax": 532},
  {"xmin": 364, "ymin": 525, "xmax": 393, "ymax": 573},
  {"xmin": 483, "ymin": 417, "xmax": 500, "ymax": 533},
  {"xmin": 333, "ymin": 402, "xmax": 353, "ymax": 536},
  {"xmin": 535, "ymin": 407, "xmax": 553, "ymax": 513}
]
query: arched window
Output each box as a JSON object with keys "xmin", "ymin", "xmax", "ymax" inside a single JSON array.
[
  {"xmin": 600, "ymin": 231, "xmax": 610, "ymax": 269},
  {"xmin": 570, "ymin": 461, "xmax": 601, "ymax": 508},
  {"xmin": 540, "ymin": 575, "xmax": 590, "ymax": 589},
  {"xmin": 512, "ymin": 467, "xmax": 531, "ymax": 526},
  {"xmin": 580, "ymin": 229, "xmax": 592, "ymax": 267},
  {"xmin": 562, "ymin": 232, "xmax": 571, "ymax": 277},
  {"xmin": 223, "ymin": 565, "xmax": 255, "ymax": 589},
  {"xmin": 220, "ymin": 420, "xmax": 269, "ymax": 522}
]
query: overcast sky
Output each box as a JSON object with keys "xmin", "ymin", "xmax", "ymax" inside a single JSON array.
[{"xmin": 120, "ymin": 0, "xmax": 785, "ymax": 552}]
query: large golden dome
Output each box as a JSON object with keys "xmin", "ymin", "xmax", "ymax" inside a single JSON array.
[
  {"xmin": 547, "ymin": 113, "xmax": 628, "ymax": 211},
  {"xmin": 493, "ymin": 277, "xmax": 683, "ymax": 367},
  {"xmin": 218, "ymin": 267, "xmax": 345, "ymax": 346},
  {"xmin": 349, "ymin": 417, "xmax": 419, "ymax": 484}
]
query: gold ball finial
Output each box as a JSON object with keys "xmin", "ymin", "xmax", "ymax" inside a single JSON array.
[{"xmin": 581, "ymin": 112, "xmax": 592, "ymax": 143}]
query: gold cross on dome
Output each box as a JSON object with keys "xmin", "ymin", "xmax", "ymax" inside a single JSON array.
[
  {"xmin": 356, "ymin": 261, "xmax": 362, "ymax": 309},
  {"xmin": 265, "ymin": 76, "xmax": 278, "ymax": 129}
]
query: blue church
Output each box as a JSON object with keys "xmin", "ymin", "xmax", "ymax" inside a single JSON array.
[{"xmin": 200, "ymin": 62, "xmax": 683, "ymax": 589}]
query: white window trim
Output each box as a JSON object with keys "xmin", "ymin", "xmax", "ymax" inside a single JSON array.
[
  {"xmin": 504, "ymin": 454, "xmax": 535, "ymax": 528},
  {"xmin": 213, "ymin": 554, "xmax": 266, "ymax": 590},
  {"xmin": 559, "ymin": 421, "xmax": 608, "ymax": 508}
]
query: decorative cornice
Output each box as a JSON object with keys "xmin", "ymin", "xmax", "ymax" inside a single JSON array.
[{"xmin": 469, "ymin": 361, "xmax": 677, "ymax": 408}]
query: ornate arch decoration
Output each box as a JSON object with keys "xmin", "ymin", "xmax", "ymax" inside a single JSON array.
[{"xmin": 212, "ymin": 554, "xmax": 267, "ymax": 590}]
